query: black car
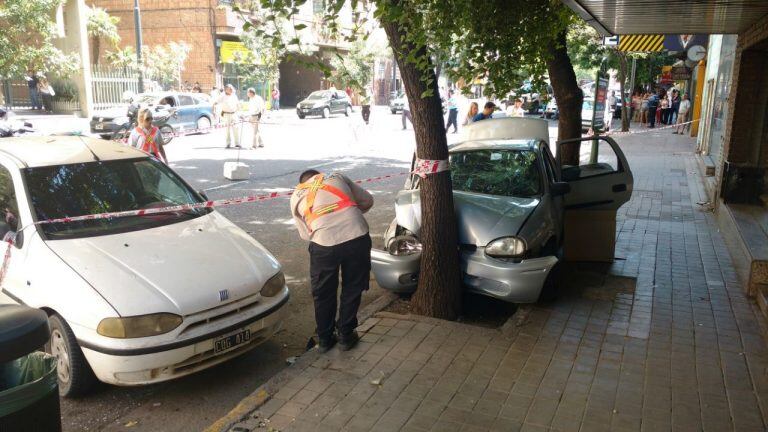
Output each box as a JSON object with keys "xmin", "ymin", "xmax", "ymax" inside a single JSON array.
[
  {"xmin": 91, "ymin": 92, "xmax": 214, "ymax": 140},
  {"xmin": 296, "ymin": 90, "xmax": 353, "ymax": 119}
]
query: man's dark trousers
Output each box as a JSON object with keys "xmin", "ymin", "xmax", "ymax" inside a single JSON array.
[
  {"xmin": 446, "ymin": 108, "xmax": 458, "ymax": 132},
  {"xmin": 648, "ymin": 107, "xmax": 657, "ymax": 127},
  {"xmin": 309, "ymin": 234, "xmax": 371, "ymax": 341}
]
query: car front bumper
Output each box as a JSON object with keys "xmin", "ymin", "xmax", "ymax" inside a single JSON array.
[
  {"xmin": 80, "ymin": 290, "xmax": 289, "ymax": 386},
  {"xmin": 297, "ymin": 106, "xmax": 323, "ymax": 116},
  {"xmin": 371, "ymin": 249, "xmax": 558, "ymax": 303}
]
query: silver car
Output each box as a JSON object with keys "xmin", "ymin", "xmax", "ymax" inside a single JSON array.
[{"xmin": 371, "ymin": 118, "xmax": 633, "ymax": 303}]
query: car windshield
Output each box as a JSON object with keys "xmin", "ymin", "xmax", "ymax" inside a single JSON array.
[
  {"xmin": 582, "ymin": 100, "xmax": 594, "ymax": 110},
  {"xmin": 135, "ymin": 94, "xmax": 157, "ymax": 104},
  {"xmin": 25, "ymin": 158, "xmax": 210, "ymax": 240},
  {"xmin": 450, "ymin": 149, "xmax": 541, "ymax": 197},
  {"xmin": 307, "ymin": 91, "xmax": 327, "ymax": 100}
]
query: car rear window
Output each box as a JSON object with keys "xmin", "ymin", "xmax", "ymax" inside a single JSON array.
[
  {"xmin": 450, "ymin": 149, "xmax": 541, "ymax": 197},
  {"xmin": 25, "ymin": 158, "xmax": 210, "ymax": 240}
]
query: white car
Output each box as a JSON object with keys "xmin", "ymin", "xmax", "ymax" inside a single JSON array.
[{"xmin": 0, "ymin": 137, "xmax": 289, "ymax": 396}]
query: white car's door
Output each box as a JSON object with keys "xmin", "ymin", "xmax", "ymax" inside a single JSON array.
[
  {"xmin": 0, "ymin": 158, "xmax": 34, "ymax": 305},
  {"xmin": 556, "ymin": 136, "xmax": 633, "ymax": 211}
]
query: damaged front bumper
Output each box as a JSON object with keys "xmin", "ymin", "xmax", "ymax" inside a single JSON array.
[{"xmin": 370, "ymin": 248, "xmax": 558, "ymax": 303}]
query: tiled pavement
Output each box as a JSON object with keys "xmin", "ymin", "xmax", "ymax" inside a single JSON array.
[{"xmin": 225, "ymin": 129, "xmax": 768, "ymax": 432}]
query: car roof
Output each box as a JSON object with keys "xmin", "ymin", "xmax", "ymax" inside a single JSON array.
[
  {"xmin": 450, "ymin": 139, "xmax": 538, "ymax": 153},
  {"xmin": 0, "ymin": 136, "xmax": 148, "ymax": 168}
]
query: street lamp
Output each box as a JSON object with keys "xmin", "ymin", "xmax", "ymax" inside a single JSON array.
[{"xmin": 134, "ymin": 0, "xmax": 144, "ymax": 93}]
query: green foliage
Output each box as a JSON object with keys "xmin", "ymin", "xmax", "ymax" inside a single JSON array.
[
  {"xmin": 0, "ymin": 0, "xmax": 79, "ymax": 78},
  {"xmin": 105, "ymin": 46, "xmax": 137, "ymax": 69},
  {"xmin": 329, "ymin": 39, "xmax": 378, "ymax": 92},
  {"xmin": 87, "ymin": 7, "xmax": 120, "ymax": 45},
  {"xmin": 144, "ymin": 42, "xmax": 191, "ymax": 89},
  {"xmin": 231, "ymin": 4, "xmax": 287, "ymax": 85}
]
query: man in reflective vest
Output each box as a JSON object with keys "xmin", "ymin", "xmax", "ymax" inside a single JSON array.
[{"xmin": 290, "ymin": 170, "xmax": 374, "ymax": 352}]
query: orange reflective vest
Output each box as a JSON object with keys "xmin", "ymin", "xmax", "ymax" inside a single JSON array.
[
  {"xmin": 134, "ymin": 126, "xmax": 161, "ymax": 159},
  {"xmin": 295, "ymin": 174, "xmax": 356, "ymax": 230}
]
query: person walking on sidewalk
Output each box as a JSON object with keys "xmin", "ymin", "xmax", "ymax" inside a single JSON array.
[
  {"xmin": 290, "ymin": 170, "xmax": 374, "ymax": 353},
  {"xmin": 246, "ymin": 88, "xmax": 265, "ymax": 148},
  {"xmin": 25, "ymin": 71, "xmax": 41, "ymax": 110},
  {"xmin": 647, "ymin": 91, "xmax": 660, "ymax": 128},
  {"xmin": 215, "ymin": 84, "xmax": 241, "ymax": 148},
  {"xmin": 129, "ymin": 108, "xmax": 168, "ymax": 164},
  {"xmin": 445, "ymin": 90, "xmax": 459, "ymax": 133},
  {"xmin": 271, "ymin": 87, "xmax": 280, "ymax": 111},
  {"xmin": 360, "ymin": 87, "xmax": 372, "ymax": 125},
  {"xmin": 674, "ymin": 93, "xmax": 692, "ymax": 135}
]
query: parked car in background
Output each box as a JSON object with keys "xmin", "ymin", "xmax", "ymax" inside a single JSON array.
[
  {"xmin": 0, "ymin": 136, "xmax": 289, "ymax": 396},
  {"xmin": 91, "ymin": 92, "xmax": 214, "ymax": 141},
  {"xmin": 389, "ymin": 93, "xmax": 406, "ymax": 114},
  {"xmin": 543, "ymin": 98, "xmax": 558, "ymax": 119},
  {"xmin": 370, "ymin": 117, "xmax": 633, "ymax": 303},
  {"xmin": 296, "ymin": 90, "xmax": 353, "ymax": 119}
]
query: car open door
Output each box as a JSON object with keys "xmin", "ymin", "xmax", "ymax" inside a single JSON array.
[{"xmin": 556, "ymin": 136, "xmax": 633, "ymax": 211}]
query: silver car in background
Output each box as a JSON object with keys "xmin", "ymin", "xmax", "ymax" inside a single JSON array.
[{"xmin": 371, "ymin": 118, "xmax": 633, "ymax": 303}]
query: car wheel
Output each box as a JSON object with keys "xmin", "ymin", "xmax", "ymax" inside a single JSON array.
[
  {"xmin": 345, "ymin": 105, "xmax": 352, "ymax": 116},
  {"xmin": 160, "ymin": 125, "xmax": 174, "ymax": 144},
  {"xmin": 196, "ymin": 116, "xmax": 211, "ymax": 133},
  {"xmin": 322, "ymin": 107, "xmax": 330, "ymax": 119},
  {"xmin": 45, "ymin": 314, "xmax": 96, "ymax": 397},
  {"xmin": 99, "ymin": 134, "xmax": 112, "ymax": 140},
  {"xmin": 112, "ymin": 125, "xmax": 130, "ymax": 142},
  {"xmin": 391, "ymin": 109, "xmax": 397, "ymax": 114}
]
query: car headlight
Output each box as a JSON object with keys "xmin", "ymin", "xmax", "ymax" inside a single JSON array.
[
  {"xmin": 97, "ymin": 313, "xmax": 182, "ymax": 338},
  {"xmin": 261, "ymin": 271, "xmax": 285, "ymax": 297},
  {"xmin": 485, "ymin": 236, "xmax": 527, "ymax": 258},
  {"xmin": 387, "ymin": 235, "xmax": 422, "ymax": 256},
  {"xmin": 113, "ymin": 116, "xmax": 129, "ymax": 125}
]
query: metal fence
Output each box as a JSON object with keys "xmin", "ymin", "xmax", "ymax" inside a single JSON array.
[
  {"xmin": 1, "ymin": 80, "xmax": 35, "ymax": 110},
  {"xmin": 91, "ymin": 66, "xmax": 140, "ymax": 111}
]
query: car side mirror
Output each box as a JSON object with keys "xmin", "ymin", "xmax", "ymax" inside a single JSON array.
[{"xmin": 551, "ymin": 182, "xmax": 571, "ymax": 196}]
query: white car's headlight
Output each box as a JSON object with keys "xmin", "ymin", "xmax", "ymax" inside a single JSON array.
[
  {"xmin": 261, "ymin": 271, "xmax": 285, "ymax": 297},
  {"xmin": 485, "ymin": 236, "xmax": 526, "ymax": 258},
  {"xmin": 388, "ymin": 235, "xmax": 422, "ymax": 256},
  {"xmin": 113, "ymin": 116, "xmax": 129, "ymax": 124},
  {"xmin": 97, "ymin": 313, "xmax": 182, "ymax": 338}
]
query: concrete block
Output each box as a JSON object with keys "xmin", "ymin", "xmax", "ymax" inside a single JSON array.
[{"xmin": 224, "ymin": 161, "xmax": 249, "ymax": 180}]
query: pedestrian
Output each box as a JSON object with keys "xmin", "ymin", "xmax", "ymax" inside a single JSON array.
[
  {"xmin": 463, "ymin": 102, "xmax": 479, "ymax": 126},
  {"xmin": 360, "ymin": 87, "xmax": 371, "ymax": 125},
  {"xmin": 246, "ymin": 87, "xmax": 265, "ymax": 149},
  {"xmin": 507, "ymin": 98, "xmax": 525, "ymax": 117},
  {"xmin": 401, "ymin": 95, "xmax": 412, "ymax": 130},
  {"xmin": 129, "ymin": 108, "xmax": 168, "ymax": 164},
  {"xmin": 25, "ymin": 71, "xmax": 41, "ymax": 110},
  {"xmin": 37, "ymin": 77, "xmax": 55, "ymax": 113},
  {"xmin": 211, "ymin": 87, "xmax": 222, "ymax": 122},
  {"xmin": 445, "ymin": 90, "xmax": 459, "ymax": 133},
  {"xmin": 271, "ymin": 87, "xmax": 280, "ymax": 111},
  {"xmin": 290, "ymin": 169, "xmax": 374, "ymax": 353},
  {"xmin": 674, "ymin": 93, "xmax": 691, "ymax": 135},
  {"xmin": 632, "ymin": 92, "xmax": 641, "ymax": 122},
  {"xmin": 640, "ymin": 93, "xmax": 649, "ymax": 126},
  {"xmin": 647, "ymin": 91, "xmax": 659, "ymax": 128},
  {"xmin": 659, "ymin": 90, "xmax": 670, "ymax": 125},
  {"xmin": 473, "ymin": 101, "xmax": 496, "ymax": 122},
  {"xmin": 192, "ymin": 82, "xmax": 202, "ymax": 93},
  {"xmin": 669, "ymin": 90, "xmax": 681, "ymax": 124},
  {"xmin": 214, "ymin": 84, "xmax": 241, "ymax": 148}
]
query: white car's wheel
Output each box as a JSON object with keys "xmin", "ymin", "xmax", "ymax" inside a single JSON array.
[
  {"xmin": 197, "ymin": 116, "xmax": 211, "ymax": 133},
  {"xmin": 46, "ymin": 314, "xmax": 96, "ymax": 397},
  {"xmin": 322, "ymin": 107, "xmax": 330, "ymax": 119},
  {"xmin": 345, "ymin": 105, "xmax": 352, "ymax": 116}
]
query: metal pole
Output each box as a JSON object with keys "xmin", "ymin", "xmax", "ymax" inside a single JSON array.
[
  {"xmin": 391, "ymin": 54, "xmax": 397, "ymax": 93},
  {"xmin": 134, "ymin": 0, "xmax": 145, "ymax": 93}
]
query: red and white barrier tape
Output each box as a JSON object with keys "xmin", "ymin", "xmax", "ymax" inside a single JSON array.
[
  {"xmin": 412, "ymin": 158, "xmax": 450, "ymax": 178},
  {"xmin": 116, "ymin": 117, "xmax": 258, "ymax": 143},
  {"xmin": 594, "ymin": 119, "xmax": 699, "ymax": 137}
]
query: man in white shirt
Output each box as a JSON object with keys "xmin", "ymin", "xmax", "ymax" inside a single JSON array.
[
  {"xmin": 506, "ymin": 98, "xmax": 525, "ymax": 117},
  {"xmin": 247, "ymin": 87, "xmax": 265, "ymax": 149},
  {"xmin": 215, "ymin": 84, "xmax": 241, "ymax": 148},
  {"xmin": 674, "ymin": 93, "xmax": 692, "ymax": 135}
]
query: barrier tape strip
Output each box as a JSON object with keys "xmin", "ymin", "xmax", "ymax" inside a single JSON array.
[
  {"xmin": 412, "ymin": 158, "xmax": 450, "ymax": 178},
  {"xmin": 115, "ymin": 117, "xmax": 262, "ymax": 143},
  {"xmin": 590, "ymin": 119, "xmax": 699, "ymax": 137}
]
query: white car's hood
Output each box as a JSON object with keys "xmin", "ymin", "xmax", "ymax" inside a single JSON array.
[{"xmin": 45, "ymin": 212, "xmax": 280, "ymax": 317}]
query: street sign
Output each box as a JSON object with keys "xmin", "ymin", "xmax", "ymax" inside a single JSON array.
[
  {"xmin": 671, "ymin": 66, "xmax": 692, "ymax": 81},
  {"xmin": 603, "ymin": 36, "xmax": 619, "ymax": 46},
  {"xmin": 592, "ymin": 71, "xmax": 609, "ymax": 131},
  {"xmin": 618, "ymin": 35, "xmax": 664, "ymax": 52}
]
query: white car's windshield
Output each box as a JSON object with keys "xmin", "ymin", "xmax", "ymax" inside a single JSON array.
[
  {"xmin": 450, "ymin": 149, "xmax": 541, "ymax": 197},
  {"xmin": 25, "ymin": 158, "xmax": 209, "ymax": 240}
]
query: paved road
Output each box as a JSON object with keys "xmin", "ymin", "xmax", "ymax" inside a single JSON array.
[{"xmin": 57, "ymin": 107, "xmax": 419, "ymax": 431}]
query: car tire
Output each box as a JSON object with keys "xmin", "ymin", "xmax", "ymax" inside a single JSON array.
[
  {"xmin": 322, "ymin": 107, "xmax": 330, "ymax": 119},
  {"xmin": 46, "ymin": 314, "xmax": 96, "ymax": 398},
  {"xmin": 160, "ymin": 125, "xmax": 174, "ymax": 144},
  {"xmin": 298, "ymin": 114, "xmax": 305, "ymax": 119},
  {"xmin": 345, "ymin": 105, "xmax": 351, "ymax": 116},
  {"xmin": 391, "ymin": 109, "xmax": 397, "ymax": 114},
  {"xmin": 196, "ymin": 116, "xmax": 211, "ymax": 133},
  {"xmin": 99, "ymin": 134, "xmax": 112, "ymax": 140}
]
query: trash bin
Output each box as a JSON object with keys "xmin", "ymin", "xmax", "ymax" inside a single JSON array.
[{"xmin": 0, "ymin": 304, "xmax": 61, "ymax": 432}]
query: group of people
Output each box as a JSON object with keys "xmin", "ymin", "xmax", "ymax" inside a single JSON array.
[
  {"xmin": 631, "ymin": 88, "xmax": 691, "ymax": 134},
  {"xmin": 25, "ymin": 71, "xmax": 55, "ymax": 114},
  {"xmin": 211, "ymin": 84, "xmax": 268, "ymax": 149},
  {"xmin": 401, "ymin": 90, "xmax": 519, "ymax": 134}
]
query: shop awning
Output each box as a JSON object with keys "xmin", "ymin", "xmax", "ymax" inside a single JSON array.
[{"xmin": 561, "ymin": 0, "xmax": 768, "ymax": 36}]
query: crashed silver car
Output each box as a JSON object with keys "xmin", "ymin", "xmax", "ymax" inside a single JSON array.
[{"xmin": 371, "ymin": 117, "xmax": 633, "ymax": 303}]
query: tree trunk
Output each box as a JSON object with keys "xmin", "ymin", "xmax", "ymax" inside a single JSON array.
[
  {"xmin": 92, "ymin": 37, "xmax": 100, "ymax": 66},
  {"xmin": 381, "ymin": 12, "xmax": 462, "ymax": 320},
  {"xmin": 546, "ymin": 29, "xmax": 582, "ymax": 165}
]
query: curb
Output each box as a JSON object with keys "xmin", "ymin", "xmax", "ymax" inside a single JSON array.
[{"xmin": 203, "ymin": 291, "xmax": 398, "ymax": 432}]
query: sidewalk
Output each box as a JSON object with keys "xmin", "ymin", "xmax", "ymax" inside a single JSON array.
[{"xmin": 211, "ymin": 129, "xmax": 768, "ymax": 432}]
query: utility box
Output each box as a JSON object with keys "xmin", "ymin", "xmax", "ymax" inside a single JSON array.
[
  {"xmin": 224, "ymin": 162, "xmax": 249, "ymax": 180},
  {"xmin": 563, "ymin": 210, "xmax": 617, "ymax": 262}
]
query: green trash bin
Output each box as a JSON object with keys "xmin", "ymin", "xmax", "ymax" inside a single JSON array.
[{"xmin": 0, "ymin": 305, "xmax": 61, "ymax": 432}]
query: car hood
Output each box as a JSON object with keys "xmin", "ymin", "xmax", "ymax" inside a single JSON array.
[
  {"xmin": 92, "ymin": 107, "xmax": 128, "ymax": 121},
  {"xmin": 394, "ymin": 189, "xmax": 539, "ymax": 246},
  {"xmin": 45, "ymin": 212, "xmax": 281, "ymax": 317}
]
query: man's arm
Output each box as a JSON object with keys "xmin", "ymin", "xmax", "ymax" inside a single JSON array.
[
  {"xmin": 290, "ymin": 194, "xmax": 311, "ymax": 241},
  {"xmin": 342, "ymin": 175, "xmax": 374, "ymax": 213}
]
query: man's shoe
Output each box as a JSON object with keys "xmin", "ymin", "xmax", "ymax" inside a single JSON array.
[
  {"xmin": 339, "ymin": 332, "xmax": 359, "ymax": 351},
  {"xmin": 318, "ymin": 335, "xmax": 337, "ymax": 353}
]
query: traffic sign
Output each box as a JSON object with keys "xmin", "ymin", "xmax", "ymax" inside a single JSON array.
[
  {"xmin": 618, "ymin": 35, "xmax": 665, "ymax": 52},
  {"xmin": 603, "ymin": 36, "xmax": 619, "ymax": 46}
]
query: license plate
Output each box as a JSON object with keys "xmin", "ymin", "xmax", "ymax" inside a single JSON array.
[
  {"xmin": 213, "ymin": 328, "xmax": 251, "ymax": 354},
  {"xmin": 302, "ymin": 108, "xmax": 309, "ymax": 112},
  {"xmin": 95, "ymin": 123, "xmax": 104, "ymax": 130}
]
